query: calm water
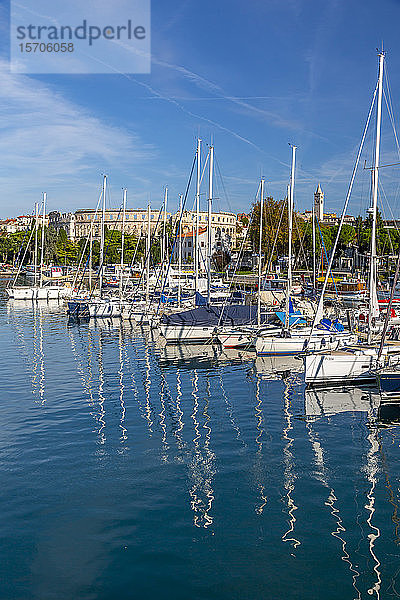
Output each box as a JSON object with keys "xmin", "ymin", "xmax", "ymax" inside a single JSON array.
[{"xmin": 1, "ymin": 293, "xmax": 400, "ymax": 599}]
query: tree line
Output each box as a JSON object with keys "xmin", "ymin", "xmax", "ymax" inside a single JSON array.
[
  {"xmin": 248, "ymin": 197, "xmax": 400, "ymax": 268},
  {"xmin": 0, "ymin": 226, "xmax": 156, "ymax": 267}
]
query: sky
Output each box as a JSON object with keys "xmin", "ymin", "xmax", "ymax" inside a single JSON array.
[{"xmin": 1, "ymin": 0, "xmax": 400, "ymax": 219}]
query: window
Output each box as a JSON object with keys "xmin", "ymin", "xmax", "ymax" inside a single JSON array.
[
  {"xmin": 109, "ymin": 214, "xmax": 113, "ymax": 220},
  {"xmin": 151, "ymin": 215, "xmax": 154, "ymax": 220},
  {"xmin": 188, "ymin": 241, "xmax": 192, "ymax": 247}
]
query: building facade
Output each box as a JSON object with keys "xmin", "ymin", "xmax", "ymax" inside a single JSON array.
[
  {"xmin": 48, "ymin": 211, "xmax": 76, "ymax": 240},
  {"xmin": 314, "ymin": 183, "xmax": 324, "ymax": 221},
  {"xmin": 49, "ymin": 208, "xmax": 170, "ymax": 240},
  {"xmin": 176, "ymin": 210, "xmax": 237, "ymax": 248},
  {"xmin": 0, "ymin": 214, "xmax": 48, "ymax": 233},
  {"xmin": 172, "ymin": 225, "xmax": 231, "ymax": 266}
]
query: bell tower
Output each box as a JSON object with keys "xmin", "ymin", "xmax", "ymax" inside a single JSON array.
[{"xmin": 314, "ymin": 183, "xmax": 324, "ymax": 222}]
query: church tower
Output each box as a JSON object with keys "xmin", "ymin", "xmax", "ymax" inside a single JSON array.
[{"xmin": 314, "ymin": 183, "xmax": 324, "ymax": 222}]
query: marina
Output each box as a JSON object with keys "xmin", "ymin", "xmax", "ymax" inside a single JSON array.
[{"xmin": 4, "ymin": 0, "xmax": 400, "ymax": 596}]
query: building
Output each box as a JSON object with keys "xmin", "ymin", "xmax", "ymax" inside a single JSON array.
[
  {"xmin": 0, "ymin": 214, "xmax": 46, "ymax": 234},
  {"xmin": 314, "ymin": 183, "xmax": 324, "ymax": 221},
  {"xmin": 49, "ymin": 208, "xmax": 170, "ymax": 240},
  {"xmin": 177, "ymin": 210, "xmax": 237, "ymax": 248},
  {"xmin": 48, "ymin": 211, "xmax": 76, "ymax": 240},
  {"xmin": 298, "ymin": 185, "xmax": 355, "ymax": 227},
  {"xmin": 172, "ymin": 225, "xmax": 231, "ymax": 265}
]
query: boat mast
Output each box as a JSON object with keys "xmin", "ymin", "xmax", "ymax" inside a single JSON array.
[
  {"xmin": 368, "ymin": 50, "xmax": 384, "ymax": 344},
  {"xmin": 162, "ymin": 187, "xmax": 168, "ymax": 268},
  {"xmin": 195, "ymin": 138, "xmax": 201, "ymax": 293},
  {"xmin": 120, "ymin": 188, "xmax": 127, "ymax": 299},
  {"xmin": 146, "ymin": 202, "xmax": 151, "ymax": 305},
  {"xmin": 257, "ymin": 178, "xmax": 264, "ymax": 328},
  {"xmin": 39, "ymin": 192, "xmax": 46, "ymax": 288},
  {"xmin": 89, "ymin": 220, "xmax": 93, "ymax": 293},
  {"xmin": 34, "ymin": 201, "xmax": 39, "ymax": 286},
  {"xmin": 178, "ymin": 193, "xmax": 183, "ymax": 308},
  {"xmin": 285, "ymin": 144, "xmax": 296, "ymax": 330},
  {"xmin": 312, "ymin": 203, "xmax": 316, "ymax": 293},
  {"xmin": 207, "ymin": 144, "xmax": 214, "ymax": 305},
  {"xmin": 99, "ymin": 175, "xmax": 107, "ymax": 294}
]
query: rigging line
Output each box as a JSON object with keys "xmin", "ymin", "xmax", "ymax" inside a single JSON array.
[
  {"xmin": 122, "ymin": 230, "xmax": 143, "ymax": 295},
  {"xmin": 130, "ymin": 203, "xmax": 164, "ymax": 304},
  {"xmin": 378, "ymin": 179, "xmax": 400, "ymax": 235},
  {"xmin": 214, "ymin": 153, "xmax": 235, "ymax": 215},
  {"xmin": 10, "ymin": 216, "xmax": 37, "ymax": 288},
  {"xmin": 72, "ymin": 187, "xmax": 103, "ymax": 291},
  {"xmin": 216, "ymin": 183, "xmax": 261, "ymax": 328},
  {"xmin": 8, "ymin": 206, "xmax": 37, "ymax": 288},
  {"xmin": 199, "ymin": 148, "xmax": 209, "ymax": 189},
  {"xmin": 293, "ymin": 212, "xmax": 309, "ymax": 273},
  {"xmin": 265, "ymin": 197, "xmax": 287, "ymax": 275},
  {"xmin": 88, "ymin": 203, "xmax": 124, "ymax": 298},
  {"xmin": 383, "ymin": 69, "xmax": 400, "ymax": 159},
  {"xmin": 155, "ymin": 151, "xmax": 197, "ymax": 316},
  {"xmin": 310, "ymin": 78, "xmax": 379, "ymax": 331},
  {"xmin": 316, "ymin": 217, "xmax": 339, "ymax": 296}
]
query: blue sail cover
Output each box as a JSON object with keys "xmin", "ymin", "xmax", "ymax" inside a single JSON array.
[
  {"xmin": 160, "ymin": 305, "xmax": 278, "ymax": 327},
  {"xmin": 275, "ymin": 311, "xmax": 305, "ymax": 327}
]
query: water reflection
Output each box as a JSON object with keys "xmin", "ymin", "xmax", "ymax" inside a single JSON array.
[
  {"xmin": 7, "ymin": 300, "xmax": 47, "ymax": 404},
  {"xmin": 305, "ymin": 399, "xmax": 362, "ymax": 598},
  {"xmin": 365, "ymin": 422, "xmax": 382, "ymax": 598},
  {"xmin": 254, "ymin": 375, "xmax": 268, "ymax": 515},
  {"xmin": 188, "ymin": 369, "xmax": 216, "ymax": 528},
  {"xmin": 118, "ymin": 327, "xmax": 128, "ymax": 446},
  {"xmin": 7, "ymin": 299, "xmax": 400, "ymax": 598},
  {"xmin": 281, "ymin": 375, "xmax": 300, "ymax": 550},
  {"xmin": 254, "ymin": 356, "xmax": 303, "ymax": 381},
  {"xmin": 305, "ymin": 386, "xmax": 380, "ymax": 419}
]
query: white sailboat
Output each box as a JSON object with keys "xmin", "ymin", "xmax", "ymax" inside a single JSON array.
[
  {"xmin": 305, "ymin": 50, "xmax": 400, "ymax": 385},
  {"xmin": 256, "ymin": 146, "xmax": 355, "ymax": 356},
  {"xmin": 7, "ymin": 195, "xmax": 72, "ymax": 300}
]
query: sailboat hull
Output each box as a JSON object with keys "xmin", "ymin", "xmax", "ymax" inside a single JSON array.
[
  {"xmin": 305, "ymin": 352, "xmax": 377, "ymax": 385},
  {"xmin": 160, "ymin": 324, "xmax": 216, "ymax": 344},
  {"xmin": 256, "ymin": 332, "xmax": 356, "ymax": 356}
]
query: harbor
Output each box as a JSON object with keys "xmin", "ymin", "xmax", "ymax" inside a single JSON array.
[{"xmin": 4, "ymin": 0, "xmax": 400, "ymax": 597}]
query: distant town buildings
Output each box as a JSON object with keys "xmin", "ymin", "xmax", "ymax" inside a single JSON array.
[
  {"xmin": 177, "ymin": 210, "xmax": 237, "ymax": 248},
  {"xmin": 49, "ymin": 208, "xmax": 169, "ymax": 241},
  {"xmin": 298, "ymin": 184, "xmax": 356, "ymax": 227},
  {"xmin": 47, "ymin": 208, "xmax": 238, "ymax": 252},
  {"xmin": 0, "ymin": 214, "xmax": 48, "ymax": 233}
]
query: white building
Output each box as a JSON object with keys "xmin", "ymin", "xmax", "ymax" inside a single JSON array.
[
  {"xmin": 0, "ymin": 214, "xmax": 42, "ymax": 233},
  {"xmin": 172, "ymin": 225, "xmax": 231, "ymax": 268},
  {"xmin": 176, "ymin": 210, "xmax": 237, "ymax": 247}
]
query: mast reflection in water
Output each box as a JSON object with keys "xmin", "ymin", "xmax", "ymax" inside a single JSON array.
[{"xmin": 3, "ymin": 298, "xmax": 400, "ymax": 599}]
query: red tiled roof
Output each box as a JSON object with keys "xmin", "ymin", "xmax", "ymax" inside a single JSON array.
[{"xmin": 179, "ymin": 226, "xmax": 207, "ymax": 239}]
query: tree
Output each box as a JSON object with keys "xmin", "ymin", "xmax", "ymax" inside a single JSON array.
[{"xmin": 249, "ymin": 197, "xmax": 302, "ymax": 263}]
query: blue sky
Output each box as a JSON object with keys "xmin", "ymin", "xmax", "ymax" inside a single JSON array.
[{"xmin": 1, "ymin": 0, "xmax": 400, "ymax": 219}]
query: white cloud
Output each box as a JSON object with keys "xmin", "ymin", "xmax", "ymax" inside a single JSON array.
[{"xmin": 0, "ymin": 59, "xmax": 154, "ymax": 215}]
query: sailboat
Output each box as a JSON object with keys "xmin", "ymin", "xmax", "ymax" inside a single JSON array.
[
  {"xmin": 7, "ymin": 195, "xmax": 72, "ymax": 301},
  {"xmin": 256, "ymin": 145, "xmax": 355, "ymax": 356},
  {"xmin": 305, "ymin": 50, "xmax": 400, "ymax": 385}
]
